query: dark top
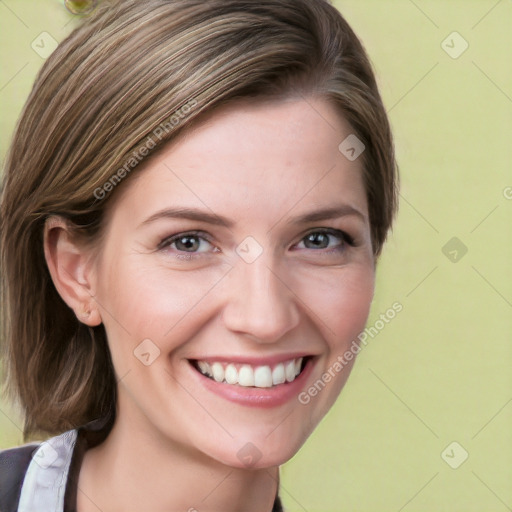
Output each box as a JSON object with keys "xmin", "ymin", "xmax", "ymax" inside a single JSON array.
[{"xmin": 0, "ymin": 413, "xmax": 283, "ymax": 511}]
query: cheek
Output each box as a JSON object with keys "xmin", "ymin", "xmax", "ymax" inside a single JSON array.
[
  {"xmin": 296, "ymin": 265, "xmax": 374, "ymax": 418},
  {"xmin": 332, "ymin": 273, "xmax": 374, "ymax": 347},
  {"xmin": 95, "ymin": 256, "xmax": 229, "ymax": 361},
  {"xmin": 296, "ymin": 264, "xmax": 375, "ymax": 350}
]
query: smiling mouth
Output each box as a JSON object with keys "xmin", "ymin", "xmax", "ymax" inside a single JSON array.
[{"xmin": 191, "ymin": 357, "xmax": 310, "ymax": 388}]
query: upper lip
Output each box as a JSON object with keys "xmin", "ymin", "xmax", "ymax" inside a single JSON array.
[{"xmin": 189, "ymin": 353, "xmax": 315, "ymax": 366}]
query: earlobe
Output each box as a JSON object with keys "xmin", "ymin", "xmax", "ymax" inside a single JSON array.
[{"xmin": 43, "ymin": 216, "xmax": 102, "ymax": 327}]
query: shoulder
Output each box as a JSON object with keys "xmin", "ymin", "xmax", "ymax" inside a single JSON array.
[
  {"xmin": 0, "ymin": 429, "xmax": 78, "ymax": 512},
  {"xmin": 0, "ymin": 441, "xmax": 40, "ymax": 512},
  {"xmin": 0, "ymin": 413, "xmax": 113, "ymax": 512}
]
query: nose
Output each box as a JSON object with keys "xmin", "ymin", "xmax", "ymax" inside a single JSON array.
[{"xmin": 221, "ymin": 257, "xmax": 301, "ymax": 344}]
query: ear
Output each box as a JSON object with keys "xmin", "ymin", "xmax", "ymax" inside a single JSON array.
[{"xmin": 43, "ymin": 216, "xmax": 102, "ymax": 327}]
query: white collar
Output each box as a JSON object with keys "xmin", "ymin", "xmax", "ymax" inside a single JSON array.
[{"xmin": 18, "ymin": 429, "xmax": 77, "ymax": 512}]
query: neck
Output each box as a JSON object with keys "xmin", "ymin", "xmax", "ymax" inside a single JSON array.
[{"xmin": 77, "ymin": 413, "xmax": 279, "ymax": 512}]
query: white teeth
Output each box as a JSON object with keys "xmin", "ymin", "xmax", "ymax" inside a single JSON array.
[
  {"xmin": 285, "ymin": 360, "xmax": 296, "ymax": 382},
  {"xmin": 211, "ymin": 362, "xmax": 224, "ymax": 382},
  {"xmin": 196, "ymin": 357, "xmax": 306, "ymax": 388},
  {"xmin": 272, "ymin": 363, "xmax": 286, "ymax": 385},
  {"xmin": 254, "ymin": 366, "xmax": 273, "ymax": 388},
  {"xmin": 224, "ymin": 364, "xmax": 238, "ymax": 385},
  {"xmin": 198, "ymin": 361, "xmax": 212, "ymax": 377},
  {"xmin": 238, "ymin": 365, "xmax": 254, "ymax": 387},
  {"xmin": 294, "ymin": 358, "xmax": 302, "ymax": 376}
]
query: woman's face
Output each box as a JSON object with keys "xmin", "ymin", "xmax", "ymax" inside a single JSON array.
[{"xmin": 90, "ymin": 97, "xmax": 375, "ymax": 468}]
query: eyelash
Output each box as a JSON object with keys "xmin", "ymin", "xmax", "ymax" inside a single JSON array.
[{"xmin": 157, "ymin": 228, "xmax": 355, "ymax": 257}]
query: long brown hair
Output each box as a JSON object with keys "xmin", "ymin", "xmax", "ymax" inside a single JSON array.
[{"xmin": 0, "ymin": 0, "xmax": 398, "ymax": 438}]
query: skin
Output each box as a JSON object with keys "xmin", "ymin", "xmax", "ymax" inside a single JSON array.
[{"xmin": 45, "ymin": 96, "xmax": 375, "ymax": 512}]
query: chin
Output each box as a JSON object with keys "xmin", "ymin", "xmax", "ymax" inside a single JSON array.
[{"xmin": 203, "ymin": 426, "xmax": 313, "ymax": 470}]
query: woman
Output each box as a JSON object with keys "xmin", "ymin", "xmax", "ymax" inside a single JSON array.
[{"xmin": 0, "ymin": 0, "xmax": 398, "ymax": 510}]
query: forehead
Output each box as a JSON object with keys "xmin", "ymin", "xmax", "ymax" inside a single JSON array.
[{"xmin": 105, "ymin": 97, "xmax": 368, "ymax": 227}]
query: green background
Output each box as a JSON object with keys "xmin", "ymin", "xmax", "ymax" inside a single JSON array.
[{"xmin": 1, "ymin": 1, "xmax": 511, "ymax": 511}]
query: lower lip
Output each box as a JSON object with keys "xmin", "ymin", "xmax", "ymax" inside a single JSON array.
[{"xmin": 190, "ymin": 359, "xmax": 314, "ymax": 408}]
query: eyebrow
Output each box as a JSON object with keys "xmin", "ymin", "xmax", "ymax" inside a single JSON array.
[
  {"xmin": 287, "ymin": 205, "xmax": 367, "ymax": 225},
  {"xmin": 140, "ymin": 207, "xmax": 234, "ymax": 229},
  {"xmin": 139, "ymin": 204, "xmax": 366, "ymax": 229}
]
